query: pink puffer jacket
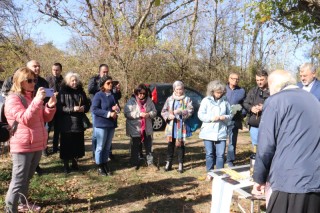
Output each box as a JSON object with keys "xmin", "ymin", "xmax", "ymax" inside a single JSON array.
[{"xmin": 4, "ymin": 92, "xmax": 56, "ymax": 153}]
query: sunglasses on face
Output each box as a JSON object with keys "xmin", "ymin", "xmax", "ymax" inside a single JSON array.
[
  {"xmin": 25, "ymin": 78, "xmax": 37, "ymax": 84},
  {"xmin": 105, "ymin": 81, "xmax": 113, "ymax": 85}
]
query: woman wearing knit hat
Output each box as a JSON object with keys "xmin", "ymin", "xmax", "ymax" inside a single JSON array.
[
  {"xmin": 161, "ymin": 81, "xmax": 194, "ymax": 173},
  {"xmin": 91, "ymin": 75, "xmax": 120, "ymax": 176}
]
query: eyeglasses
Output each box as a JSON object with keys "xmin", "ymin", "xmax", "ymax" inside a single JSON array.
[
  {"xmin": 105, "ymin": 81, "xmax": 113, "ymax": 85},
  {"xmin": 25, "ymin": 78, "xmax": 37, "ymax": 84},
  {"xmin": 230, "ymin": 78, "xmax": 239, "ymax": 81}
]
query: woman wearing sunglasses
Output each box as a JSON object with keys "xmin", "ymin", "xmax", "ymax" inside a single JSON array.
[
  {"xmin": 56, "ymin": 72, "xmax": 90, "ymax": 174},
  {"xmin": 91, "ymin": 75, "xmax": 120, "ymax": 176},
  {"xmin": 124, "ymin": 84, "xmax": 157, "ymax": 169},
  {"xmin": 4, "ymin": 67, "xmax": 56, "ymax": 212}
]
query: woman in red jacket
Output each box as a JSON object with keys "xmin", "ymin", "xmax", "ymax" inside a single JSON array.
[{"xmin": 4, "ymin": 67, "xmax": 56, "ymax": 213}]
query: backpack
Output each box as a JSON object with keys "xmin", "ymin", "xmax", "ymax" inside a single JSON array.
[
  {"xmin": 182, "ymin": 97, "xmax": 201, "ymax": 132},
  {"xmin": 185, "ymin": 113, "xmax": 201, "ymax": 132},
  {"xmin": 0, "ymin": 94, "xmax": 28, "ymax": 141},
  {"xmin": 0, "ymin": 96, "xmax": 9, "ymax": 142}
]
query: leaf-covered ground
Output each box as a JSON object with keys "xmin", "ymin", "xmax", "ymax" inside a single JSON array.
[{"xmin": 0, "ymin": 116, "xmax": 266, "ymax": 212}]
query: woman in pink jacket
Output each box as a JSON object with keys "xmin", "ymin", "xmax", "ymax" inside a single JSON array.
[{"xmin": 4, "ymin": 67, "xmax": 56, "ymax": 213}]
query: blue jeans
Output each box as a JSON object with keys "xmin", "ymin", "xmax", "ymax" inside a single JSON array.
[
  {"xmin": 249, "ymin": 126, "xmax": 259, "ymax": 145},
  {"xmin": 91, "ymin": 113, "xmax": 96, "ymax": 155},
  {"xmin": 226, "ymin": 125, "xmax": 239, "ymax": 163},
  {"xmin": 204, "ymin": 140, "xmax": 226, "ymax": 171},
  {"xmin": 94, "ymin": 127, "xmax": 115, "ymax": 165}
]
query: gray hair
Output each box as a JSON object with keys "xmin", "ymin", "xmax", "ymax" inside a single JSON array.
[
  {"xmin": 64, "ymin": 71, "xmax": 81, "ymax": 86},
  {"xmin": 268, "ymin": 70, "xmax": 297, "ymax": 95},
  {"xmin": 173, "ymin": 80, "xmax": 184, "ymax": 89},
  {"xmin": 206, "ymin": 80, "xmax": 226, "ymax": 96},
  {"xmin": 300, "ymin": 63, "xmax": 317, "ymax": 73}
]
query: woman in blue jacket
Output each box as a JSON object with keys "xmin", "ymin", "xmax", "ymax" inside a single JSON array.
[
  {"xmin": 92, "ymin": 76, "xmax": 120, "ymax": 176},
  {"xmin": 198, "ymin": 80, "xmax": 232, "ymax": 181}
]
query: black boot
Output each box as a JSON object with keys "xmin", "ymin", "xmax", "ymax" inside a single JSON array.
[
  {"xmin": 177, "ymin": 163, "xmax": 184, "ymax": 173},
  {"xmin": 103, "ymin": 163, "xmax": 110, "ymax": 175},
  {"xmin": 71, "ymin": 158, "xmax": 79, "ymax": 170},
  {"xmin": 64, "ymin": 160, "xmax": 71, "ymax": 174},
  {"xmin": 42, "ymin": 148, "xmax": 48, "ymax": 157},
  {"xmin": 164, "ymin": 161, "xmax": 172, "ymax": 171},
  {"xmin": 98, "ymin": 164, "xmax": 107, "ymax": 176},
  {"xmin": 35, "ymin": 165, "xmax": 43, "ymax": 176}
]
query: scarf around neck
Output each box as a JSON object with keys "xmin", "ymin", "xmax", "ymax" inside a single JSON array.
[
  {"xmin": 172, "ymin": 93, "xmax": 185, "ymax": 101},
  {"xmin": 136, "ymin": 96, "xmax": 147, "ymax": 142}
]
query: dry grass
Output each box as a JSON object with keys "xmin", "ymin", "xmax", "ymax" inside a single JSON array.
[{"xmin": 0, "ymin": 115, "xmax": 266, "ymax": 212}]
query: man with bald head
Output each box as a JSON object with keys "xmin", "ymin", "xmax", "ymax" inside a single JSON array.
[
  {"xmin": 26, "ymin": 60, "xmax": 49, "ymax": 91},
  {"xmin": 297, "ymin": 62, "xmax": 320, "ymax": 101},
  {"xmin": 252, "ymin": 70, "xmax": 320, "ymax": 212},
  {"xmin": 225, "ymin": 72, "xmax": 246, "ymax": 167}
]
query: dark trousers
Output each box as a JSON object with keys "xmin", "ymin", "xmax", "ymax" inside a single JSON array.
[
  {"xmin": 131, "ymin": 133, "xmax": 152, "ymax": 166},
  {"xmin": 47, "ymin": 118, "xmax": 60, "ymax": 151},
  {"xmin": 167, "ymin": 138, "xmax": 185, "ymax": 163},
  {"xmin": 267, "ymin": 191, "xmax": 320, "ymax": 213}
]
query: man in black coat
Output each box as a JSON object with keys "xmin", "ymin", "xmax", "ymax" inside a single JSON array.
[
  {"xmin": 46, "ymin": 63, "xmax": 64, "ymax": 153},
  {"xmin": 243, "ymin": 70, "xmax": 269, "ymax": 147}
]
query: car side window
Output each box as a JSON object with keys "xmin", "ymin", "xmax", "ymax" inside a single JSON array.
[{"xmin": 185, "ymin": 89, "xmax": 202, "ymax": 106}]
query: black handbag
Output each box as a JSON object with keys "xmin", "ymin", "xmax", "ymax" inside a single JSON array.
[{"xmin": 82, "ymin": 114, "xmax": 92, "ymax": 130}]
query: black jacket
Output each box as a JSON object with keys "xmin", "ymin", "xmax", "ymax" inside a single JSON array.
[
  {"xmin": 1, "ymin": 76, "xmax": 13, "ymax": 98},
  {"xmin": 243, "ymin": 86, "xmax": 269, "ymax": 127},
  {"xmin": 57, "ymin": 83, "xmax": 90, "ymax": 133},
  {"xmin": 35, "ymin": 76, "xmax": 49, "ymax": 91},
  {"xmin": 88, "ymin": 74, "xmax": 121, "ymax": 101},
  {"xmin": 46, "ymin": 75, "xmax": 63, "ymax": 92}
]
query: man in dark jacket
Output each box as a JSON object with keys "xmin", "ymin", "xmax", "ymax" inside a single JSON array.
[
  {"xmin": 225, "ymin": 73, "xmax": 246, "ymax": 167},
  {"xmin": 243, "ymin": 70, "xmax": 269, "ymax": 146},
  {"xmin": 1, "ymin": 68, "xmax": 19, "ymax": 99},
  {"xmin": 88, "ymin": 64, "xmax": 121, "ymax": 159},
  {"xmin": 297, "ymin": 62, "xmax": 320, "ymax": 101},
  {"xmin": 46, "ymin": 62, "xmax": 64, "ymax": 153},
  {"xmin": 88, "ymin": 64, "xmax": 121, "ymax": 100},
  {"xmin": 252, "ymin": 70, "xmax": 320, "ymax": 213}
]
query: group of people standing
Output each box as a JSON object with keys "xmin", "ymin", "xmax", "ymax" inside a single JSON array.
[{"xmin": 2, "ymin": 59, "xmax": 320, "ymax": 212}]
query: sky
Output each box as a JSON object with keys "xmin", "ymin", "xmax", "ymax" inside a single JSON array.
[
  {"xmin": 21, "ymin": 0, "xmax": 72, "ymax": 50},
  {"xmin": 31, "ymin": 21, "xmax": 72, "ymax": 50},
  {"xmin": 19, "ymin": 0, "xmax": 312, "ymax": 73}
]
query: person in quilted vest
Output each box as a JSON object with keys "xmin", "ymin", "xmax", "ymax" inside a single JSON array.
[
  {"xmin": 161, "ymin": 81, "xmax": 194, "ymax": 173},
  {"xmin": 4, "ymin": 67, "xmax": 56, "ymax": 213},
  {"xmin": 124, "ymin": 84, "xmax": 157, "ymax": 169}
]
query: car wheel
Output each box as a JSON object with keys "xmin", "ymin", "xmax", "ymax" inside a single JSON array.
[{"xmin": 152, "ymin": 116, "xmax": 164, "ymax": 131}]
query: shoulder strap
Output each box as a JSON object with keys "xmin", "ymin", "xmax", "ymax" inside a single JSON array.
[
  {"xmin": 11, "ymin": 94, "xmax": 28, "ymax": 135},
  {"xmin": 16, "ymin": 94, "xmax": 28, "ymax": 108}
]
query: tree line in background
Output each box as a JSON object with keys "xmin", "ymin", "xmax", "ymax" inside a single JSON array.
[{"xmin": 1, "ymin": 0, "xmax": 320, "ymax": 102}]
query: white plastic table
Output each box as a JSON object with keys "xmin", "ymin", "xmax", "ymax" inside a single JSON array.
[{"xmin": 208, "ymin": 165, "xmax": 265, "ymax": 213}]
